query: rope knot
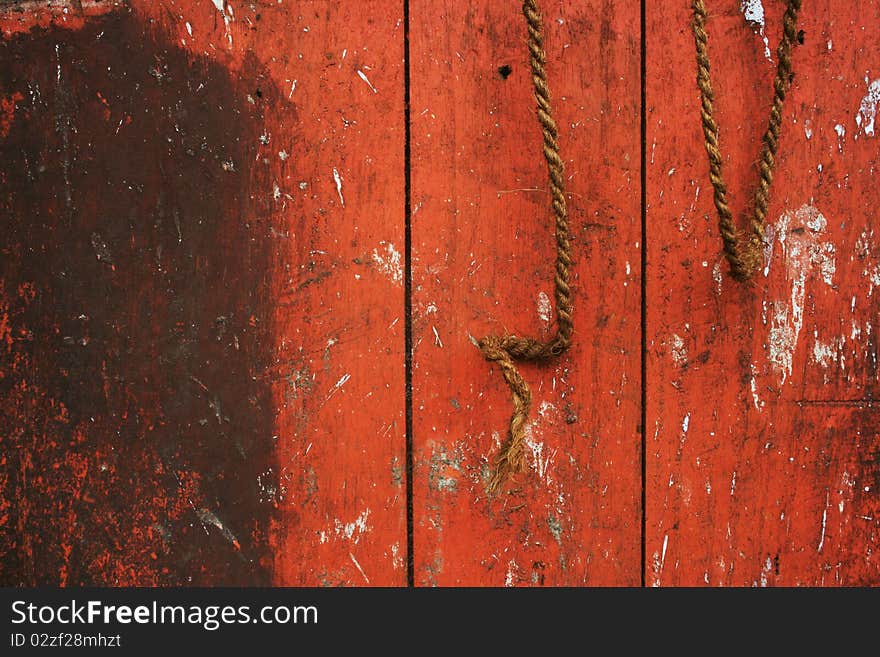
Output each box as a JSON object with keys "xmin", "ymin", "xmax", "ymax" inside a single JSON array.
[
  {"xmin": 479, "ymin": 0, "xmax": 573, "ymax": 493},
  {"xmin": 477, "ymin": 336, "xmax": 507, "ymax": 362}
]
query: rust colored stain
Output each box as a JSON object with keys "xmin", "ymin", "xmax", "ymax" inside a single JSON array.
[
  {"xmin": 0, "ymin": 8, "xmax": 281, "ymax": 585},
  {"xmin": 646, "ymin": 2, "xmax": 880, "ymax": 585}
]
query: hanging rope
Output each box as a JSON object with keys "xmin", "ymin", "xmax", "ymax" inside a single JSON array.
[
  {"xmin": 478, "ymin": 0, "xmax": 573, "ymax": 492},
  {"xmin": 692, "ymin": 0, "xmax": 803, "ymax": 281}
]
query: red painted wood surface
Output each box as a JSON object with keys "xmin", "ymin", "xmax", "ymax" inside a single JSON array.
[
  {"xmin": 646, "ymin": 1, "xmax": 880, "ymax": 585},
  {"xmin": 1, "ymin": 0, "xmax": 406, "ymax": 586},
  {"xmin": 410, "ymin": 0, "xmax": 642, "ymax": 586},
  {"xmin": 2, "ymin": 0, "xmax": 878, "ymax": 588}
]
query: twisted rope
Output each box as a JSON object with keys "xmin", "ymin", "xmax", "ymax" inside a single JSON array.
[
  {"xmin": 692, "ymin": 0, "xmax": 803, "ymax": 281},
  {"xmin": 479, "ymin": 0, "xmax": 572, "ymax": 492}
]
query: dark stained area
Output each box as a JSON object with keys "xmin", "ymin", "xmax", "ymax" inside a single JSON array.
[{"xmin": 0, "ymin": 11, "xmax": 279, "ymax": 585}]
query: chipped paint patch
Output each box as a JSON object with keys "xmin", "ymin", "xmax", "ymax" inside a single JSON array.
[
  {"xmin": 712, "ymin": 259, "xmax": 724, "ymax": 293},
  {"xmin": 818, "ymin": 491, "xmax": 829, "ymax": 552},
  {"xmin": 332, "ymin": 167, "xmax": 345, "ymax": 206},
  {"xmin": 670, "ymin": 333, "xmax": 687, "ymax": 366},
  {"xmin": 740, "ymin": 0, "xmax": 772, "ymax": 61},
  {"xmin": 855, "ymin": 78, "xmax": 880, "ymax": 138},
  {"xmin": 332, "ymin": 509, "xmax": 372, "ymax": 543},
  {"xmin": 372, "ymin": 242, "xmax": 403, "ymax": 285},
  {"xmin": 536, "ymin": 290, "xmax": 552, "ymax": 324},
  {"xmin": 767, "ymin": 205, "xmax": 836, "ymax": 382},
  {"xmin": 749, "ymin": 364, "xmax": 764, "ymax": 410},
  {"xmin": 210, "ymin": 0, "xmax": 234, "ymax": 46},
  {"xmin": 812, "ymin": 332, "xmax": 844, "ymax": 370},
  {"xmin": 356, "ymin": 69, "xmax": 378, "ymax": 93},
  {"xmin": 505, "ymin": 559, "xmax": 519, "ymax": 587},
  {"xmin": 834, "ymin": 123, "xmax": 846, "ymax": 152}
]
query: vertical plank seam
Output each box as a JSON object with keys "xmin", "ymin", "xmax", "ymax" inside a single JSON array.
[
  {"xmin": 403, "ymin": 0, "xmax": 415, "ymax": 588},
  {"xmin": 639, "ymin": 0, "xmax": 648, "ymax": 589}
]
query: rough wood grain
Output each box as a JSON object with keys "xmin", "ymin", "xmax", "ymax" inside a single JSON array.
[
  {"xmin": 646, "ymin": 0, "xmax": 880, "ymax": 586},
  {"xmin": 410, "ymin": 0, "xmax": 642, "ymax": 586}
]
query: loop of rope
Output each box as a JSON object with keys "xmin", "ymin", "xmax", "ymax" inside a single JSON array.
[
  {"xmin": 478, "ymin": 0, "xmax": 572, "ymax": 493},
  {"xmin": 692, "ymin": 0, "xmax": 803, "ymax": 281}
]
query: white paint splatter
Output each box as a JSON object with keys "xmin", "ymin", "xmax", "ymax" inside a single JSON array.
[
  {"xmin": 818, "ymin": 491, "xmax": 829, "ymax": 552},
  {"xmin": 356, "ymin": 69, "xmax": 378, "ymax": 93},
  {"xmin": 681, "ymin": 413, "xmax": 691, "ymax": 435},
  {"xmin": 712, "ymin": 260, "xmax": 724, "ymax": 294},
  {"xmin": 372, "ymin": 242, "xmax": 403, "ymax": 285},
  {"xmin": 334, "ymin": 509, "xmax": 371, "ymax": 543},
  {"xmin": 834, "ymin": 123, "xmax": 846, "ymax": 152},
  {"xmin": 660, "ymin": 534, "xmax": 669, "ymax": 573},
  {"xmin": 855, "ymin": 79, "xmax": 880, "ymax": 138},
  {"xmin": 740, "ymin": 0, "xmax": 772, "ymax": 61},
  {"xmin": 332, "ymin": 167, "xmax": 345, "ymax": 206},
  {"xmin": 505, "ymin": 559, "xmax": 518, "ymax": 587},
  {"xmin": 803, "ymin": 119, "xmax": 813, "ymax": 140},
  {"xmin": 812, "ymin": 333, "xmax": 844, "ymax": 369},
  {"xmin": 805, "ymin": 210, "xmax": 827, "ymax": 234},
  {"xmin": 767, "ymin": 205, "xmax": 836, "ymax": 382},
  {"xmin": 670, "ymin": 333, "xmax": 687, "ymax": 366},
  {"xmin": 750, "ymin": 364, "xmax": 764, "ymax": 410},
  {"xmin": 536, "ymin": 291, "xmax": 552, "ymax": 324}
]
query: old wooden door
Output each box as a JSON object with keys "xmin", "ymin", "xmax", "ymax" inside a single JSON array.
[{"xmin": 1, "ymin": 0, "xmax": 877, "ymax": 586}]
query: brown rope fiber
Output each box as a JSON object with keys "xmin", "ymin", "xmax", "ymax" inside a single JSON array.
[
  {"xmin": 478, "ymin": 0, "xmax": 573, "ymax": 492},
  {"xmin": 692, "ymin": 0, "xmax": 803, "ymax": 281}
]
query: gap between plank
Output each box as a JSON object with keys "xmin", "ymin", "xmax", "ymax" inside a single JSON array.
[
  {"xmin": 403, "ymin": 0, "xmax": 415, "ymax": 588},
  {"xmin": 639, "ymin": 0, "xmax": 648, "ymax": 589}
]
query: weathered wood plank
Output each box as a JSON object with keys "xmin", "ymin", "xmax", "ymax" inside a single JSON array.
[
  {"xmin": 410, "ymin": 0, "xmax": 642, "ymax": 586},
  {"xmin": 0, "ymin": 0, "xmax": 407, "ymax": 586},
  {"xmin": 646, "ymin": 0, "xmax": 880, "ymax": 586}
]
